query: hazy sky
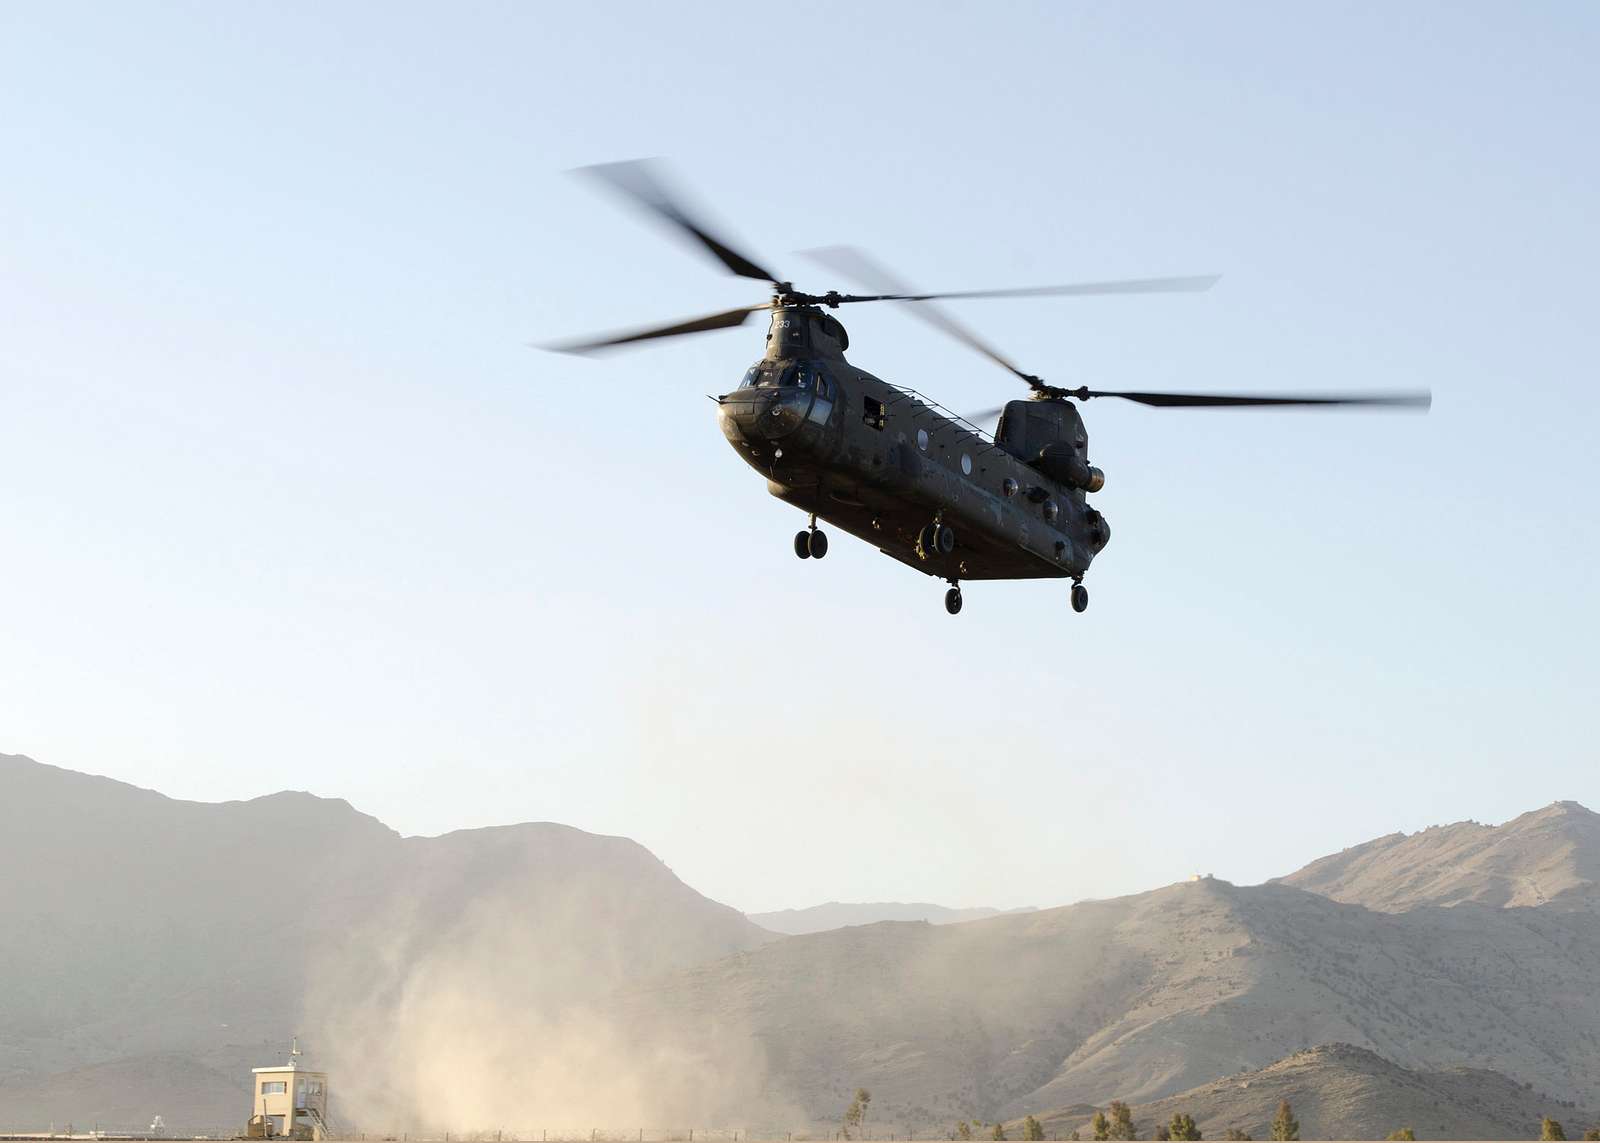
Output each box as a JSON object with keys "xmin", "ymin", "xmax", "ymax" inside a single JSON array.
[{"xmin": 3, "ymin": 2, "xmax": 1597, "ymax": 913}]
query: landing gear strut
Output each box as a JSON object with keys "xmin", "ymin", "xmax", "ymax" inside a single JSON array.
[
  {"xmin": 944, "ymin": 582, "xmax": 963, "ymax": 616},
  {"xmin": 795, "ymin": 513, "xmax": 828, "ymax": 560},
  {"xmin": 1071, "ymin": 579, "xmax": 1089, "ymax": 613}
]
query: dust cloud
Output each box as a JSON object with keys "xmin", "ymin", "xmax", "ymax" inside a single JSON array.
[{"xmin": 300, "ymin": 833, "xmax": 799, "ymax": 1135}]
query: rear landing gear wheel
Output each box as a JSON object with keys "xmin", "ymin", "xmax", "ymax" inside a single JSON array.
[
  {"xmin": 945, "ymin": 586, "xmax": 964, "ymax": 615},
  {"xmin": 1071, "ymin": 583, "xmax": 1089, "ymax": 613},
  {"xmin": 794, "ymin": 531, "xmax": 811, "ymax": 559},
  {"xmin": 807, "ymin": 529, "xmax": 828, "ymax": 559},
  {"xmin": 917, "ymin": 522, "xmax": 957, "ymax": 561}
]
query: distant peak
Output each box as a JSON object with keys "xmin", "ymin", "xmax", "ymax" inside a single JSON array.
[
  {"xmin": 1506, "ymin": 799, "xmax": 1598, "ymax": 827},
  {"xmin": 248, "ymin": 789, "xmax": 335, "ymax": 804},
  {"xmin": 1279, "ymin": 797, "xmax": 1600, "ymax": 913},
  {"xmin": 1172, "ymin": 873, "xmax": 1237, "ymax": 893},
  {"xmin": 748, "ymin": 900, "xmax": 1034, "ymax": 936}
]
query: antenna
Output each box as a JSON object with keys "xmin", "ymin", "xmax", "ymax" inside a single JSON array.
[{"xmin": 289, "ymin": 1036, "xmax": 301, "ymax": 1067}]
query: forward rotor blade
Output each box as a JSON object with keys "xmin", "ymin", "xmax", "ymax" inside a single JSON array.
[
  {"xmin": 541, "ymin": 303, "xmax": 769, "ymax": 354},
  {"xmin": 848, "ymin": 274, "xmax": 1222, "ymax": 303},
  {"xmin": 580, "ymin": 160, "xmax": 783, "ymax": 285},
  {"xmin": 1073, "ymin": 388, "xmax": 1432, "ymax": 410},
  {"xmin": 804, "ymin": 246, "xmax": 1219, "ymax": 304},
  {"xmin": 802, "ymin": 245, "xmax": 1044, "ymax": 388}
]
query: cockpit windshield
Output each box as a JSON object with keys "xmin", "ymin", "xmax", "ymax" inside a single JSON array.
[
  {"xmin": 741, "ymin": 359, "xmax": 836, "ymax": 397},
  {"xmin": 731, "ymin": 358, "xmax": 839, "ymax": 432}
]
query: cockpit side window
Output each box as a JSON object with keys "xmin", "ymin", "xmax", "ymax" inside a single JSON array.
[{"xmin": 807, "ymin": 360, "xmax": 835, "ymax": 425}]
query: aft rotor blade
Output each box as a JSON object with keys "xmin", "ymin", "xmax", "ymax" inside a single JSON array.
[
  {"xmin": 580, "ymin": 160, "xmax": 783, "ymax": 285},
  {"xmin": 1073, "ymin": 387, "xmax": 1432, "ymax": 410},
  {"xmin": 802, "ymin": 245, "xmax": 1045, "ymax": 388},
  {"xmin": 962, "ymin": 404, "xmax": 1008, "ymax": 425},
  {"xmin": 847, "ymin": 274, "xmax": 1222, "ymax": 303},
  {"xmin": 542, "ymin": 303, "xmax": 770, "ymax": 354}
]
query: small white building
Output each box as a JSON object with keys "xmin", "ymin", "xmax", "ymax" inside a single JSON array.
[{"xmin": 248, "ymin": 1042, "xmax": 329, "ymax": 1140}]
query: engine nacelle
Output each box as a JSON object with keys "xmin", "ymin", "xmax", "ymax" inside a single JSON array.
[{"xmin": 1035, "ymin": 442, "xmax": 1106, "ymax": 492}]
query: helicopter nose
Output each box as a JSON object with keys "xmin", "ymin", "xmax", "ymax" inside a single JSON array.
[{"xmin": 718, "ymin": 388, "xmax": 807, "ymax": 442}]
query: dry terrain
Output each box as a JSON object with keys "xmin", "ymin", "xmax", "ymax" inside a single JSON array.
[
  {"xmin": 1277, "ymin": 802, "xmax": 1600, "ymax": 912},
  {"xmin": 1023, "ymin": 1043, "xmax": 1597, "ymax": 1141},
  {"xmin": 6, "ymin": 751, "xmax": 1600, "ymax": 1140},
  {"xmin": 620, "ymin": 804, "xmax": 1600, "ymax": 1125},
  {"xmin": 0, "ymin": 753, "xmax": 768, "ymax": 1130}
]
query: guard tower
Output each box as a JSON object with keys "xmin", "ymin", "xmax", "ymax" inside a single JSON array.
[{"xmin": 247, "ymin": 1039, "xmax": 329, "ymax": 1140}]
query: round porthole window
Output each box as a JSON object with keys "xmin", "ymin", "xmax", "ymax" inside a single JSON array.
[
  {"xmin": 1002, "ymin": 477, "xmax": 1019, "ymax": 497},
  {"xmin": 961, "ymin": 453, "xmax": 973, "ymax": 475},
  {"xmin": 916, "ymin": 428, "xmax": 929, "ymax": 451},
  {"xmin": 1043, "ymin": 499, "xmax": 1059, "ymax": 522}
]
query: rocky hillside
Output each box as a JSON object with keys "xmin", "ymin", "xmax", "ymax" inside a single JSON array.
[
  {"xmin": 750, "ymin": 902, "xmax": 1036, "ymax": 935},
  {"xmin": 1277, "ymin": 801, "xmax": 1600, "ymax": 912},
  {"xmin": 1026, "ymin": 1043, "xmax": 1597, "ymax": 1142},
  {"xmin": 0, "ymin": 752, "xmax": 768, "ymax": 1130},
  {"xmin": 7, "ymin": 751, "xmax": 1599, "ymax": 1137},
  {"xmin": 622, "ymin": 875, "xmax": 1600, "ymax": 1127}
]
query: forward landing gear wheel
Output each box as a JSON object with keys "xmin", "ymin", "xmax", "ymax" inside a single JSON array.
[
  {"xmin": 1071, "ymin": 583, "xmax": 1089, "ymax": 613},
  {"xmin": 794, "ymin": 531, "xmax": 811, "ymax": 559},
  {"xmin": 807, "ymin": 529, "xmax": 828, "ymax": 559},
  {"xmin": 945, "ymin": 586, "xmax": 964, "ymax": 615}
]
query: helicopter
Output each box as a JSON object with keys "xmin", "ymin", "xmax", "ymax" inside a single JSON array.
[{"xmin": 549, "ymin": 161, "xmax": 1429, "ymax": 616}]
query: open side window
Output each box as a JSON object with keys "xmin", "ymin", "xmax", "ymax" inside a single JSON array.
[{"xmin": 863, "ymin": 396, "xmax": 885, "ymax": 430}]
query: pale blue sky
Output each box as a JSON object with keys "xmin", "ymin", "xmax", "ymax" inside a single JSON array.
[{"xmin": 3, "ymin": 2, "xmax": 1596, "ymax": 911}]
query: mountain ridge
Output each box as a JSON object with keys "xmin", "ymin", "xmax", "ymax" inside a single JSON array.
[
  {"xmin": 0, "ymin": 751, "xmax": 770, "ymax": 1130},
  {"xmin": 1276, "ymin": 799, "xmax": 1600, "ymax": 912},
  {"xmin": 5, "ymin": 750, "xmax": 1599, "ymax": 1133},
  {"xmin": 618, "ymin": 872, "xmax": 1600, "ymax": 1122}
]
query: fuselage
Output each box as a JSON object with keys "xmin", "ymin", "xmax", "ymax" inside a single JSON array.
[{"xmin": 715, "ymin": 307, "xmax": 1109, "ymax": 582}]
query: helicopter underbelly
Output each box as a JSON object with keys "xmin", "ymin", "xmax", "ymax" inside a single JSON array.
[
  {"xmin": 763, "ymin": 460, "xmax": 1083, "ymax": 582},
  {"xmin": 807, "ymin": 499, "xmax": 1068, "ymax": 580}
]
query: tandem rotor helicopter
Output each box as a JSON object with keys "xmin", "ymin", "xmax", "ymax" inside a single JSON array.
[{"xmin": 548, "ymin": 161, "xmax": 1429, "ymax": 616}]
